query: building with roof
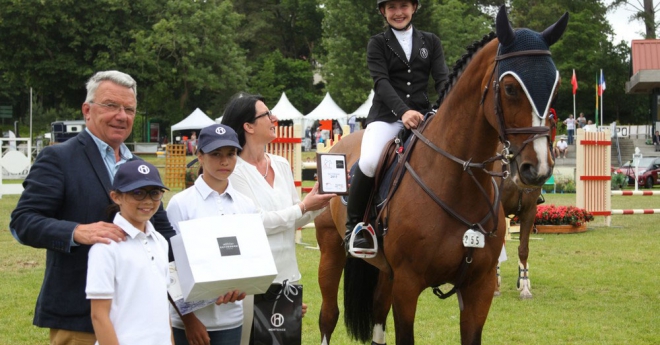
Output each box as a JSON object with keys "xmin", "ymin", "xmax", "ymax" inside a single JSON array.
[{"xmin": 625, "ymin": 39, "xmax": 660, "ymax": 128}]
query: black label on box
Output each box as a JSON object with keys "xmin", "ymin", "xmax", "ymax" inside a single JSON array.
[{"xmin": 217, "ymin": 236, "xmax": 241, "ymax": 256}]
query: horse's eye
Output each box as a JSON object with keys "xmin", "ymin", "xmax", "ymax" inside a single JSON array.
[{"xmin": 504, "ymin": 84, "xmax": 517, "ymax": 97}]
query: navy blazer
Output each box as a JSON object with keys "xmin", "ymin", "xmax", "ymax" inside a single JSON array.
[
  {"xmin": 366, "ymin": 27, "xmax": 449, "ymax": 124},
  {"xmin": 10, "ymin": 130, "xmax": 176, "ymax": 333}
]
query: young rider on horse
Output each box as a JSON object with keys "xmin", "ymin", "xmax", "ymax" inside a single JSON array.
[{"xmin": 345, "ymin": 0, "xmax": 449, "ymax": 257}]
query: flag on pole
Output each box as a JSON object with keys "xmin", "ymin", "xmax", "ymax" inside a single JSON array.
[
  {"xmin": 571, "ymin": 69, "xmax": 578, "ymax": 95},
  {"xmin": 598, "ymin": 70, "xmax": 606, "ymax": 96},
  {"xmin": 595, "ymin": 74, "xmax": 599, "ymax": 126}
]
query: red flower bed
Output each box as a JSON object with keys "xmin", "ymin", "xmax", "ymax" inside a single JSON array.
[{"xmin": 512, "ymin": 204, "xmax": 594, "ymax": 227}]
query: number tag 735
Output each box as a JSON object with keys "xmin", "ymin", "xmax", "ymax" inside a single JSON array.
[{"xmin": 462, "ymin": 229, "xmax": 485, "ymax": 248}]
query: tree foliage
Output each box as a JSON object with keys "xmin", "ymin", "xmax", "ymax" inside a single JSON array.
[
  {"xmin": 248, "ymin": 50, "xmax": 322, "ymax": 113},
  {"xmin": 321, "ymin": 0, "xmax": 381, "ymax": 111},
  {"xmin": 130, "ymin": 0, "xmax": 249, "ymax": 120},
  {"xmin": 432, "ymin": 0, "xmax": 493, "ymax": 68}
]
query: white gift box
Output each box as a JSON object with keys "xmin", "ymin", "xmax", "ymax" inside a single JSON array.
[{"xmin": 171, "ymin": 214, "xmax": 278, "ymax": 302}]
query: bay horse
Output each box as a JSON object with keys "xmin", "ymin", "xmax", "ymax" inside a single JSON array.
[{"xmin": 315, "ymin": 6, "xmax": 567, "ymax": 345}]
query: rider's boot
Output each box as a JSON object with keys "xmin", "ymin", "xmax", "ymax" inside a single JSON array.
[{"xmin": 344, "ymin": 166, "xmax": 375, "ymax": 257}]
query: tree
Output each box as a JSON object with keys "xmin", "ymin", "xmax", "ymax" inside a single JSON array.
[
  {"xmin": 432, "ymin": 0, "xmax": 493, "ymax": 69},
  {"xmin": 0, "ymin": 0, "xmax": 156, "ymax": 131},
  {"xmin": 233, "ymin": 0, "xmax": 324, "ymax": 63},
  {"xmin": 610, "ymin": 0, "xmax": 659, "ymax": 39},
  {"xmin": 321, "ymin": 0, "xmax": 381, "ymax": 111},
  {"xmin": 130, "ymin": 0, "xmax": 249, "ymax": 120},
  {"xmin": 248, "ymin": 50, "xmax": 322, "ymax": 113}
]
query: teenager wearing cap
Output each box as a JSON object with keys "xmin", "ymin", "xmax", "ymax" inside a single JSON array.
[
  {"xmin": 344, "ymin": 0, "xmax": 449, "ymax": 256},
  {"xmin": 86, "ymin": 160, "xmax": 172, "ymax": 344},
  {"xmin": 166, "ymin": 124, "xmax": 256, "ymax": 345}
]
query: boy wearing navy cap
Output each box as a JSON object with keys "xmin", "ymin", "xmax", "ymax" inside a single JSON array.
[
  {"xmin": 166, "ymin": 124, "xmax": 257, "ymax": 345},
  {"xmin": 86, "ymin": 160, "xmax": 173, "ymax": 344}
]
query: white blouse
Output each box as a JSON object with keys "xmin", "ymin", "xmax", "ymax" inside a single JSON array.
[{"xmin": 230, "ymin": 154, "xmax": 322, "ymax": 283}]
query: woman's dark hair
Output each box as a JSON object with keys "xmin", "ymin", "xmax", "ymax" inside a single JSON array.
[{"xmin": 220, "ymin": 92, "xmax": 265, "ymax": 147}]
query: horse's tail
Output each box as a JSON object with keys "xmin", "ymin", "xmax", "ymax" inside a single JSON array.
[{"xmin": 343, "ymin": 257, "xmax": 379, "ymax": 342}]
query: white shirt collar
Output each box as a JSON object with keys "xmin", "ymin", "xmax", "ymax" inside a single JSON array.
[
  {"xmin": 113, "ymin": 213, "xmax": 156, "ymax": 239},
  {"xmin": 392, "ymin": 26, "xmax": 414, "ymax": 60},
  {"xmin": 193, "ymin": 175, "xmax": 237, "ymax": 202}
]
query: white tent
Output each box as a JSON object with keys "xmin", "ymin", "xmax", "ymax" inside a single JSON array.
[
  {"xmin": 170, "ymin": 108, "xmax": 215, "ymax": 142},
  {"xmin": 272, "ymin": 92, "xmax": 304, "ymax": 121},
  {"xmin": 349, "ymin": 90, "xmax": 374, "ymax": 119},
  {"xmin": 304, "ymin": 92, "xmax": 347, "ymax": 125}
]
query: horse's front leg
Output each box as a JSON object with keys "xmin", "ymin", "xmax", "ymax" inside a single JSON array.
[
  {"xmin": 316, "ymin": 211, "xmax": 347, "ymax": 345},
  {"xmin": 458, "ymin": 267, "xmax": 498, "ymax": 345},
  {"xmin": 516, "ymin": 199, "xmax": 536, "ymax": 299}
]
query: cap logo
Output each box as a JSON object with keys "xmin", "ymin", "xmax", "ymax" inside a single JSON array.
[
  {"xmin": 137, "ymin": 165, "xmax": 150, "ymax": 174},
  {"xmin": 215, "ymin": 127, "xmax": 226, "ymax": 135}
]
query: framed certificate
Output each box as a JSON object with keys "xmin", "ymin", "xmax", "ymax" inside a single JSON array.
[{"xmin": 316, "ymin": 153, "xmax": 348, "ymax": 195}]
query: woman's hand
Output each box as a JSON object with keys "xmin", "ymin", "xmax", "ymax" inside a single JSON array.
[
  {"xmin": 402, "ymin": 110, "xmax": 424, "ymax": 129},
  {"xmin": 301, "ymin": 182, "xmax": 335, "ymax": 212}
]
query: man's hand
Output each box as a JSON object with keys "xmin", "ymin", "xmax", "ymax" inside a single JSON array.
[{"xmin": 73, "ymin": 222, "xmax": 127, "ymax": 245}]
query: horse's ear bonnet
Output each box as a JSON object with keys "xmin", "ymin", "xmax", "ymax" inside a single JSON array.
[{"xmin": 496, "ymin": 5, "xmax": 569, "ymax": 119}]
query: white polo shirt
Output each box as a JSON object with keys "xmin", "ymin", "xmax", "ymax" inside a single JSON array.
[
  {"xmin": 86, "ymin": 213, "xmax": 170, "ymax": 345},
  {"xmin": 166, "ymin": 176, "xmax": 258, "ymax": 331}
]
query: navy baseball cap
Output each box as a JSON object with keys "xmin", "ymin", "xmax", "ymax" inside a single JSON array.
[
  {"xmin": 197, "ymin": 124, "xmax": 242, "ymax": 154},
  {"xmin": 113, "ymin": 160, "xmax": 169, "ymax": 192}
]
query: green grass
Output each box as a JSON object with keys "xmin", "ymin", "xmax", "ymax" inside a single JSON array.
[{"xmin": 2, "ymin": 191, "xmax": 660, "ymax": 344}]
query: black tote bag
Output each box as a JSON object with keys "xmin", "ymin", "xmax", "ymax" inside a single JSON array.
[{"xmin": 250, "ymin": 280, "xmax": 302, "ymax": 345}]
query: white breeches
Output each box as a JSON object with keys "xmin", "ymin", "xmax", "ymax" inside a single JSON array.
[{"xmin": 359, "ymin": 120, "xmax": 404, "ymax": 177}]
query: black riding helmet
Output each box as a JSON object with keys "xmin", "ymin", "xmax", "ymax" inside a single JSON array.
[{"xmin": 377, "ymin": 0, "xmax": 420, "ymax": 31}]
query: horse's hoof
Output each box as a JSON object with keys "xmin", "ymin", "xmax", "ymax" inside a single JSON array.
[
  {"xmin": 493, "ymin": 290, "xmax": 501, "ymax": 297},
  {"xmin": 519, "ymin": 291, "xmax": 533, "ymax": 300}
]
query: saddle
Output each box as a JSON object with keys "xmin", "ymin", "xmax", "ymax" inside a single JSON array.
[{"xmin": 345, "ymin": 128, "xmax": 417, "ymax": 239}]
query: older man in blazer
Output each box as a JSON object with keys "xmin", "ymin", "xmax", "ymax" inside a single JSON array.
[{"xmin": 10, "ymin": 70, "xmax": 175, "ymax": 345}]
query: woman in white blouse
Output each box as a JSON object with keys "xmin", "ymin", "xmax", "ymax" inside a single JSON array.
[{"xmin": 221, "ymin": 92, "xmax": 335, "ymax": 344}]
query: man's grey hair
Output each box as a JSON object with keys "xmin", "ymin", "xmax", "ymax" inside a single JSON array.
[{"xmin": 84, "ymin": 70, "xmax": 137, "ymax": 103}]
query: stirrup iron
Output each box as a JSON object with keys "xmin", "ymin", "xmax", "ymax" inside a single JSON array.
[{"xmin": 348, "ymin": 222, "xmax": 378, "ymax": 259}]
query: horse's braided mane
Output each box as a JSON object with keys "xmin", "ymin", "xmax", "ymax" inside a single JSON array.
[{"xmin": 435, "ymin": 31, "xmax": 497, "ymax": 107}]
